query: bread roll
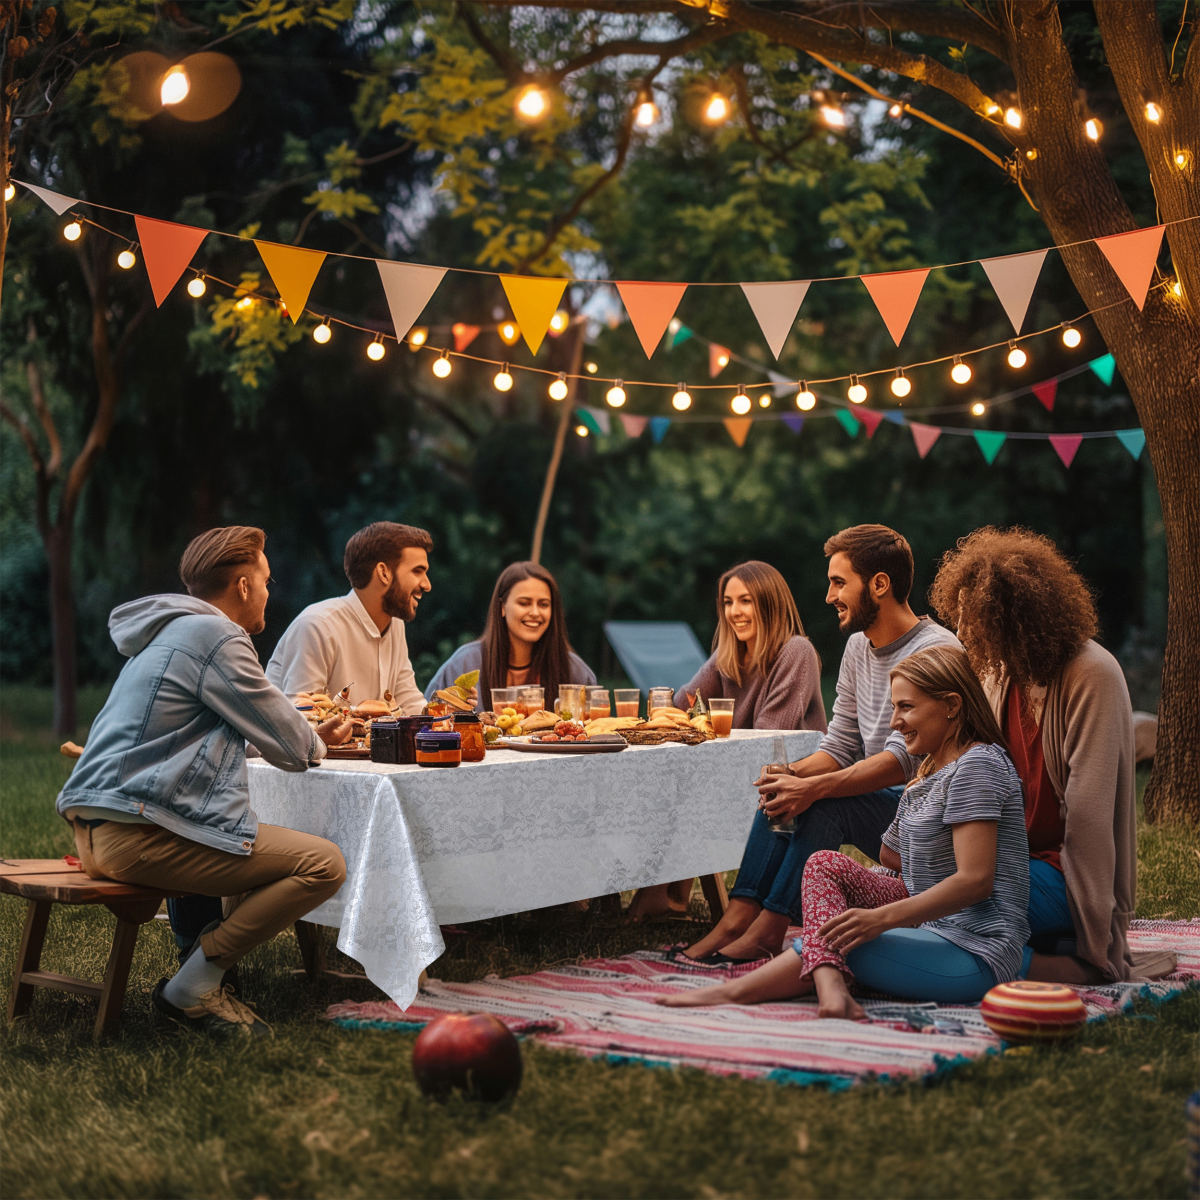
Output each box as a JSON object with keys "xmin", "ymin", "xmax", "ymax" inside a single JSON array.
[{"xmin": 352, "ymin": 699, "xmax": 392, "ymax": 718}]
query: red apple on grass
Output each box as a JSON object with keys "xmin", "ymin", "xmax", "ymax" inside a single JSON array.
[{"xmin": 412, "ymin": 1013, "xmax": 523, "ymax": 1101}]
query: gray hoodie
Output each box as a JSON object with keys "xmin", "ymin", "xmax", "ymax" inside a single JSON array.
[{"xmin": 57, "ymin": 594, "xmax": 325, "ymax": 855}]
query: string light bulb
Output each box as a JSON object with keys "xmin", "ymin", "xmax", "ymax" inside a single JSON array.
[
  {"xmin": 585, "ymin": 361, "xmax": 598, "ymax": 374},
  {"xmin": 432, "ymin": 350, "xmax": 452, "ymax": 377},
  {"xmin": 160, "ymin": 64, "xmax": 190, "ymax": 106},
  {"xmin": 820, "ymin": 104, "xmax": 846, "ymax": 128},
  {"xmin": 1006, "ymin": 340, "xmax": 1028, "ymax": 369},
  {"xmin": 606, "ymin": 380, "xmax": 626, "ymax": 407},
  {"xmin": 635, "ymin": 96, "xmax": 659, "ymax": 127},
  {"xmin": 575, "ymin": 424, "xmax": 589, "ymax": 437},
  {"xmin": 1004, "ymin": 107, "xmax": 1022, "ymax": 129},
  {"xmin": 715, "ymin": 351, "xmax": 730, "ymax": 370},
  {"xmin": 731, "ymin": 386, "xmax": 752, "ymax": 415},
  {"xmin": 1144, "ymin": 102, "xmax": 1162, "ymax": 122},
  {"xmin": 983, "ymin": 101, "xmax": 1001, "ymax": 118},
  {"xmin": 890, "ymin": 369, "xmax": 911, "ymax": 399},
  {"xmin": 366, "ymin": 336, "xmax": 385, "ymax": 361},
  {"xmin": 1175, "ymin": 150, "xmax": 1191, "ymax": 169},
  {"xmin": 117, "ymin": 246, "xmax": 137, "ymax": 269},
  {"xmin": 409, "ymin": 326, "xmax": 428, "ymax": 350},
  {"xmin": 1085, "ymin": 118, "xmax": 1102, "ymax": 141},
  {"xmin": 548, "ymin": 309, "xmax": 569, "ymax": 334},
  {"xmin": 888, "ymin": 102, "xmax": 903, "ymax": 119},
  {"xmin": 3, "ymin": 182, "xmax": 14, "ymax": 202},
  {"xmin": 758, "ymin": 391, "xmax": 772, "ymax": 408},
  {"xmin": 950, "ymin": 355, "xmax": 972, "ymax": 385},
  {"xmin": 187, "ymin": 275, "xmax": 206, "ymax": 298},
  {"xmin": 1172, "ymin": 279, "xmax": 1182, "ymax": 297},
  {"xmin": 63, "ymin": 220, "xmax": 82, "ymax": 241},
  {"xmin": 312, "ymin": 320, "xmax": 331, "ymax": 344},
  {"xmin": 548, "ymin": 372, "xmax": 569, "ymax": 401},
  {"xmin": 796, "ymin": 384, "xmax": 816, "ymax": 411},
  {"xmin": 847, "ymin": 376, "xmax": 867, "ymax": 404},
  {"xmin": 493, "ymin": 363, "xmax": 513, "ymax": 392},
  {"xmin": 515, "ymin": 84, "xmax": 549, "ymax": 122},
  {"xmin": 1061, "ymin": 323, "xmax": 1082, "ymax": 348},
  {"xmin": 498, "ymin": 320, "xmax": 521, "ymax": 346},
  {"xmin": 672, "ymin": 384, "xmax": 692, "ymax": 411},
  {"xmin": 971, "ymin": 401, "xmax": 987, "ymax": 417},
  {"xmin": 703, "ymin": 92, "xmax": 731, "ymax": 124}
]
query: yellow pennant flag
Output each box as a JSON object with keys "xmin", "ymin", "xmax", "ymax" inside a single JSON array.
[
  {"xmin": 254, "ymin": 241, "xmax": 327, "ymax": 323},
  {"xmin": 500, "ymin": 275, "xmax": 568, "ymax": 354}
]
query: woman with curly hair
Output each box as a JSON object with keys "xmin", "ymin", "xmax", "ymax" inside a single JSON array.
[{"xmin": 928, "ymin": 527, "xmax": 1147, "ymax": 984}]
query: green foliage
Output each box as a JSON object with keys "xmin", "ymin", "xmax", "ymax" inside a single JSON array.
[{"xmin": 218, "ymin": 0, "xmax": 356, "ymax": 36}]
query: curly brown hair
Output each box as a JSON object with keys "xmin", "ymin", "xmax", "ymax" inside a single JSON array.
[{"xmin": 928, "ymin": 527, "xmax": 1098, "ymax": 690}]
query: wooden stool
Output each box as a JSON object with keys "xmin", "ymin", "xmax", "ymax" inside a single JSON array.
[{"xmin": 1, "ymin": 859, "xmax": 181, "ymax": 1039}]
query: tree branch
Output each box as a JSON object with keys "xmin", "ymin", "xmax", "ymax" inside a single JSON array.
[
  {"xmin": 458, "ymin": 1, "xmax": 525, "ymax": 86},
  {"xmin": 0, "ymin": 400, "xmax": 52, "ymax": 539}
]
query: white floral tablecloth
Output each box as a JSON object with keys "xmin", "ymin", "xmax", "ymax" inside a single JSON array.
[{"xmin": 248, "ymin": 729, "xmax": 822, "ymax": 1009}]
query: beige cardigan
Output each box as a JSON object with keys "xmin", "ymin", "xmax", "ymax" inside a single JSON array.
[{"xmin": 984, "ymin": 640, "xmax": 1137, "ymax": 981}]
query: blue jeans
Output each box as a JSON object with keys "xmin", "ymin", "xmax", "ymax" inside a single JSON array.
[
  {"xmin": 1027, "ymin": 856, "xmax": 1075, "ymax": 954},
  {"xmin": 730, "ymin": 786, "xmax": 904, "ymax": 921}
]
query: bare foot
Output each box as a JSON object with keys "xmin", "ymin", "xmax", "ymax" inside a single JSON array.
[
  {"xmin": 656, "ymin": 984, "xmax": 736, "ymax": 1007},
  {"xmin": 812, "ymin": 965, "xmax": 867, "ymax": 1021},
  {"xmin": 680, "ymin": 898, "xmax": 760, "ymax": 957}
]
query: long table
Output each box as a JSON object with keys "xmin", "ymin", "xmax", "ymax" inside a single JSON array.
[{"xmin": 248, "ymin": 729, "xmax": 823, "ymax": 1008}]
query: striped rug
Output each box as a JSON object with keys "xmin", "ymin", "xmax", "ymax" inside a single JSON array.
[{"xmin": 324, "ymin": 919, "xmax": 1199, "ymax": 1087}]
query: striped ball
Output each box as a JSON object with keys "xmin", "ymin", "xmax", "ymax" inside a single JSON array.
[{"xmin": 980, "ymin": 981, "xmax": 1087, "ymax": 1043}]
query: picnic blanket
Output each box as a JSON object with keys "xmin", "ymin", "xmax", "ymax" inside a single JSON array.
[{"xmin": 324, "ymin": 919, "xmax": 1200, "ymax": 1088}]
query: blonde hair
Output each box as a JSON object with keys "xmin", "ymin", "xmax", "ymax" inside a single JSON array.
[
  {"xmin": 179, "ymin": 526, "xmax": 265, "ymax": 599},
  {"xmin": 889, "ymin": 645, "xmax": 1008, "ymax": 779},
  {"xmin": 713, "ymin": 561, "xmax": 807, "ymax": 685}
]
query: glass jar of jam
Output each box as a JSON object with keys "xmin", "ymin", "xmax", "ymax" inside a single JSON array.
[
  {"xmin": 414, "ymin": 730, "xmax": 462, "ymax": 767},
  {"xmin": 452, "ymin": 713, "xmax": 486, "ymax": 762}
]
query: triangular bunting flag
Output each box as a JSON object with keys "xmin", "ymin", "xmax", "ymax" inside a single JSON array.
[
  {"xmin": 135, "ymin": 215, "xmax": 210, "ymax": 307},
  {"xmin": 670, "ymin": 323, "xmax": 693, "ymax": 348},
  {"xmin": 1049, "ymin": 433, "xmax": 1083, "ymax": 468},
  {"xmin": 723, "ymin": 417, "xmax": 753, "ymax": 447},
  {"xmin": 974, "ymin": 430, "xmax": 1007, "ymax": 464},
  {"xmin": 740, "ymin": 280, "xmax": 812, "ymax": 359},
  {"xmin": 709, "ymin": 343, "xmax": 731, "ymax": 378},
  {"xmin": 979, "ymin": 249, "xmax": 1048, "ymax": 336},
  {"xmin": 859, "ymin": 409, "xmax": 884, "ymax": 439},
  {"xmin": 859, "ymin": 268, "xmax": 929, "ymax": 345},
  {"xmin": 619, "ymin": 413, "xmax": 648, "ymax": 438},
  {"xmin": 768, "ymin": 371, "xmax": 797, "ymax": 399},
  {"xmin": 1094, "ymin": 225, "xmax": 1164, "ymax": 311},
  {"xmin": 254, "ymin": 240, "xmax": 326, "ymax": 323},
  {"xmin": 500, "ymin": 275, "xmax": 568, "ymax": 354},
  {"xmin": 1031, "ymin": 379, "xmax": 1057, "ymax": 411},
  {"xmin": 649, "ymin": 416, "xmax": 671, "ymax": 443},
  {"xmin": 574, "ymin": 407, "xmax": 602, "ymax": 436},
  {"xmin": 615, "ymin": 281, "xmax": 688, "ymax": 358},
  {"xmin": 452, "ymin": 322, "xmax": 480, "ymax": 352},
  {"xmin": 1115, "ymin": 429, "xmax": 1145, "ymax": 461},
  {"xmin": 781, "ymin": 415, "xmax": 804, "ymax": 435},
  {"xmin": 909, "ymin": 423, "xmax": 941, "ymax": 459},
  {"xmin": 585, "ymin": 405, "xmax": 611, "ymax": 435},
  {"xmin": 18, "ymin": 180, "xmax": 78, "ymax": 215},
  {"xmin": 883, "ymin": 410, "xmax": 907, "ymax": 425},
  {"xmin": 1088, "ymin": 354, "xmax": 1116, "ymax": 386},
  {"xmin": 835, "ymin": 410, "xmax": 860, "ymax": 438},
  {"xmin": 376, "ymin": 261, "xmax": 446, "ymax": 342}
]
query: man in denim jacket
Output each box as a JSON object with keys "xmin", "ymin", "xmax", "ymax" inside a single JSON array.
[{"xmin": 58, "ymin": 527, "xmax": 351, "ymax": 1036}]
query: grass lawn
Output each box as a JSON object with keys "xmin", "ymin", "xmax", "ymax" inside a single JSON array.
[{"xmin": 1, "ymin": 690, "xmax": 1197, "ymax": 1199}]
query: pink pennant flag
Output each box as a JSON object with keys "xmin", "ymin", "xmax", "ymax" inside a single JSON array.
[
  {"xmin": 709, "ymin": 343, "xmax": 731, "ymax": 378},
  {"xmin": 979, "ymin": 249, "xmax": 1048, "ymax": 336},
  {"xmin": 1049, "ymin": 433, "xmax": 1083, "ymax": 468},
  {"xmin": 859, "ymin": 268, "xmax": 929, "ymax": 345},
  {"xmin": 17, "ymin": 180, "xmax": 78, "ymax": 215},
  {"xmin": 619, "ymin": 413, "xmax": 648, "ymax": 438},
  {"xmin": 376, "ymin": 260, "xmax": 446, "ymax": 341},
  {"xmin": 1094, "ymin": 225, "xmax": 1165, "ymax": 311},
  {"xmin": 1031, "ymin": 379, "xmax": 1057, "ymax": 412},
  {"xmin": 452, "ymin": 323, "xmax": 480, "ymax": 352},
  {"xmin": 739, "ymin": 280, "xmax": 811, "ymax": 359},
  {"xmin": 858, "ymin": 408, "xmax": 884, "ymax": 439},
  {"xmin": 615, "ymin": 282, "xmax": 688, "ymax": 358},
  {"xmin": 134, "ymin": 215, "xmax": 209, "ymax": 306},
  {"xmin": 909, "ymin": 422, "xmax": 941, "ymax": 459}
]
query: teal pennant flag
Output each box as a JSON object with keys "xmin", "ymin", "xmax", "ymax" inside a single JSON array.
[
  {"xmin": 649, "ymin": 416, "xmax": 671, "ymax": 443},
  {"xmin": 575, "ymin": 407, "xmax": 602, "ymax": 436},
  {"xmin": 1115, "ymin": 429, "xmax": 1145, "ymax": 460},
  {"xmin": 1088, "ymin": 354, "xmax": 1116, "ymax": 386},
  {"xmin": 974, "ymin": 430, "xmax": 1007, "ymax": 464},
  {"xmin": 835, "ymin": 410, "xmax": 860, "ymax": 438},
  {"xmin": 670, "ymin": 324, "xmax": 693, "ymax": 349}
]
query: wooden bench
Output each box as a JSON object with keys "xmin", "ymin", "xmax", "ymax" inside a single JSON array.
[{"xmin": 1, "ymin": 859, "xmax": 183, "ymax": 1039}]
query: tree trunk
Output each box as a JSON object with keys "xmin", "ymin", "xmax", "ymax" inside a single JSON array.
[{"xmin": 46, "ymin": 523, "xmax": 78, "ymax": 736}]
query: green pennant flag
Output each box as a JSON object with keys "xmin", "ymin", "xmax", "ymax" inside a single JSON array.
[
  {"xmin": 1088, "ymin": 354, "xmax": 1116, "ymax": 386},
  {"xmin": 670, "ymin": 324, "xmax": 693, "ymax": 348},
  {"xmin": 974, "ymin": 430, "xmax": 1007, "ymax": 464},
  {"xmin": 835, "ymin": 410, "xmax": 860, "ymax": 438},
  {"xmin": 1115, "ymin": 429, "xmax": 1145, "ymax": 460},
  {"xmin": 574, "ymin": 407, "xmax": 602, "ymax": 436}
]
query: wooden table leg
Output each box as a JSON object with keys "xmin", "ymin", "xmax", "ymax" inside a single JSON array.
[
  {"xmin": 8, "ymin": 900, "xmax": 51, "ymax": 1022},
  {"xmin": 94, "ymin": 918, "xmax": 141, "ymax": 1039},
  {"xmin": 295, "ymin": 919, "xmax": 327, "ymax": 978},
  {"xmin": 699, "ymin": 873, "xmax": 729, "ymax": 919}
]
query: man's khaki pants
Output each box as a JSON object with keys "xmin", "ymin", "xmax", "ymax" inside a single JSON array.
[{"xmin": 73, "ymin": 820, "xmax": 346, "ymax": 970}]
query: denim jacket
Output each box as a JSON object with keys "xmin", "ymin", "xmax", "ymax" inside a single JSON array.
[{"xmin": 57, "ymin": 595, "xmax": 325, "ymax": 855}]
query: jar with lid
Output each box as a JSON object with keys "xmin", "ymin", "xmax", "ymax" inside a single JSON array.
[
  {"xmin": 414, "ymin": 730, "xmax": 462, "ymax": 767},
  {"xmin": 452, "ymin": 712, "xmax": 486, "ymax": 762}
]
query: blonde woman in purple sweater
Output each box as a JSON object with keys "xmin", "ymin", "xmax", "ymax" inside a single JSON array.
[{"xmin": 626, "ymin": 561, "xmax": 828, "ymax": 924}]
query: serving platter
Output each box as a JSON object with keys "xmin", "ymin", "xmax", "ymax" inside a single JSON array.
[
  {"xmin": 495, "ymin": 737, "xmax": 628, "ymax": 754},
  {"xmin": 324, "ymin": 744, "xmax": 371, "ymax": 759}
]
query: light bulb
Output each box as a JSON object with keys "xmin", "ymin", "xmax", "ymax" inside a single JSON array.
[
  {"xmin": 796, "ymin": 385, "xmax": 816, "ymax": 411},
  {"xmin": 3, "ymin": 182, "xmax": 14, "ymax": 202},
  {"xmin": 235, "ymin": 296, "xmax": 253, "ymax": 310},
  {"xmin": 1175, "ymin": 150, "xmax": 1191, "ymax": 168},
  {"xmin": 585, "ymin": 361, "xmax": 598, "ymax": 374},
  {"xmin": 847, "ymin": 376, "xmax": 867, "ymax": 404},
  {"xmin": 409, "ymin": 326, "xmax": 428, "ymax": 349},
  {"xmin": 313, "ymin": 321, "xmax": 331, "ymax": 344},
  {"xmin": 575, "ymin": 424, "xmax": 589, "ymax": 437},
  {"xmin": 888, "ymin": 102, "xmax": 903, "ymax": 119},
  {"xmin": 432, "ymin": 351, "xmax": 452, "ymax": 377},
  {"xmin": 548, "ymin": 309, "xmax": 568, "ymax": 334},
  {"xmin": 1025, "ymin": 148, "xmax": 1038, "ymax": 160},
  {"xmin": 367, "ymin": 339, "xmax": 385, "ymax": 361},
  {"xmin": 984, "ymin": 101, "xmax": 1001, "ymax": 117},
  {"xmin": 548, "ymin": 372, "xmax": 568, "ymax": 401},
  {"xmin": 1004, "ymin": 107, "xmax": 1022, "ymax": 129},
  {"xmin": 950, "ymin": 355, "xmax": 972, "ymax": 385},
  {"xmin": 606, "ymin": 381, "xmax": 626, "ymax": 407},
  {"xmin": 971, "ymin": 401, "xmax": 986, "ymax": 417},
  {"xmin": 1061, "ymin": 324, "xmax": 1082, "ymax": 349},
  {"xmin": 1144, "ymin": 102, "xmax": 1161, "ymax": 122},
  {"xmin": 716, "ymin": 352, "xmax": 729, "ymax": 369},
  {"xmin": 63, "ymin": 220, "xmax": 82, "ymax": 241},
  {"xmin": 494, "ymin": 364, "xmax": 513, "ymax": 391},
  {"xmin": 703, "ymin": 93, "xmax": 730, "ymax": 124},
  {"xmin": 187, "ymin": 276, "xmax": 206, "ymax": 298},
  {"xmin": 117, "ymin": 248, "xmax": 136, "ymax": 269},
  {"xmin": 1172, "ymin": 279, "xmax": 1182, "ymax": 297},
  {"xmin": 731, "ymin": 389, "xmax": 751, "ymax": 415},
  {"xmin": 820, "ymin": 104, "xmax": 846, "ymax": 128},
  {"xmin": 160, "ymin": 65, "xmax": 190, "ymax": 106},
  {"xmin": 758, "ymin": 392, "xmax": 772, "ymax": 408},
  {"xmin": 890, "ymin": 370, "xmax": 911, "ymax": 398},
  {"xmin": 1006, "ymin": 340, "xmax": 1027, "ymax": 369},
  {"xmin": 1085, "ymin": 118, "xmax": 1102, "ymax": 141},
  {"xmin": 672, "ymin": 385, "xmax": 692, "ymax": 411},
  {"xmin": 498, "ymin": 321, "xmax": 521, "ymax": 346},
  {"xmin": 516, "ymin": 85, "xmax": 548, "ymax": 121},
  {"xmin": 635, "ymin": 99, "xmax": 659, "ymax": 127}
]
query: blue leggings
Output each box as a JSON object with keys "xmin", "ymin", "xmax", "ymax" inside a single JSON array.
[{"xmin": 792, "ymin": 927, "xmax": 998, "ymax": 1004}]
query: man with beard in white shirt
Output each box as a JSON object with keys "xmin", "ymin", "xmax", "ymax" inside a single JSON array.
[{"xmin": 267, "ymin": 522, "xmax": 432, "ymax": 714}]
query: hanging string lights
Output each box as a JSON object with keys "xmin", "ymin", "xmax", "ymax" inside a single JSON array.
[
  {"xmin": 366, "ymin": 335, "xmax": 385, "ymax": 361},
  {"xmin": 731, "ymin": 385, "xmax": 751, "ymax": 415},
  {"xmin": 548, "ymin": 309, "xmax": 569, "ymax": 334},
  {"xmin": 493, "ymin": 363, "xmax": 513, "ymax": 391},
  {"xmin": 672, "ymin": 384, "xmax": 692, "ymax": 411},
  {"xmin": 1060, "ymin": 323, "xmax": 1082, "ymax": 348},
  {"xmin": 1006, "ymin": 340, "xmax": 1028, "ymax": 369},
  {"xmin": 634, "ymin": 91, "xmax": 659, "ymax": 127},
  {"xmin": 63, "ymin": 219, "xmax": 82, "ymax": 241},
  {"xmin": 796, "ymin": 383, "xmax": 816, "ymax": 411},
  {"xmin": 606, "ymin": 380, "xmax": 626, "ymax": 407},
  {"xmin": 432, "ymin": 349, "xmax": 452, "ymax": 377},
  {"xmin": 971, "ymin": 401, "xmax": 987, "ymax": 417},
  {"xmin": 160, "ymin": 64, "xmax": 190, "ymax": 106},
  {"xmin": 187, "ymin": 274, "xmax": 207, "ymax": 298},
  {"xmin": 950, "ymin": 355, "xmax": 972, "ymax": 384},
  {"xmin": 548, "ymin": 372, "xmax": 569, "ymax": 400},
  {"xmin": 409, "ymin": 326, "xmax": 428, "ymax": 350},
  {"xmin": 703, "ymin": 92, "xmax": 731, "ymax": 124},
  {"xmin": 4, "ymin": 182, "xmax": 14, "ymax": 202},
  {"xmin": 890, "ymin": 368, "xmax": 911, "ymax": 398},
  {"xmin": 117, "ymin": 245, "xmax": 137, "ymax": 269},
  {"xmin": 498, "ymin": 320, "xmax": 521, "ymax": 346},
  {"xmin": 515, "ymin": 84, "xmax": 549, "ymax": 122},
  {"xmin": 1085, "ymin": 118, "xmax": 1103, "ymax": 141},
  {"xmin": 1004, "ymin": 107, "xmax": 1023, "ymax": 129},
  {"xmin": 1144, "ymin": 102, "xmax": 1162, "ymax": 122},
  {"xmin": 847, "ymin": 375, "xmax": 867, "ymax": 404},
  {"xmin": 820, "ymin": 104, "xmax": 847, "ymax": 128},
  {"xmin": 312, "ymin": 319, "xmax": 331, "ymax": 344},
  {"xmin": 575, "ymin": 423, "xmax": 589, "ymax": 437}
]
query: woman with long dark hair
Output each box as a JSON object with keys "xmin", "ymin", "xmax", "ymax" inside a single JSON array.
[{"xmin": 424, "ymin": 561, "xmax": 596, "ymax": 710}]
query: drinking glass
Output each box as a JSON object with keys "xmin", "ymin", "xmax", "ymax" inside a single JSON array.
[
  {"xmin": 756, "ymin": 736, "xmax": 796, "ymax": 834},
  {"xmin": 614, "ymin": 689, "xmax": 640, "ymax": 719},
  {"xmin": 708, "ymin": 697, "xmax": 735, "ymax": 738},
  {"xmin": 491, "ymin": 687, "xmax": 518, "ymax": 715},
  {"xmin": 519, "ymin": 686, "xmax": 544, "ymax": 716},
  {"xmin": 648, "ymin": 687, "xmax": 674, "ymax": 715},
  {"xmin": 587, "ymin": 687, "xmax": 611, "ymax": 721},
  {"xmin": 556, "ymin": 684, "xmax": 586, "ymax": 722}
]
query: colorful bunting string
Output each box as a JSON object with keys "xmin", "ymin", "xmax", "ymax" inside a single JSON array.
[
  {"xmin": 974, "ymin": 429, "xmax": 1007, "ymax": 464},
  {"xmin": 254, "ymin": 240, "xmax": 326, "ymax": 324},
  {"xmin": 980, "ymin": 250, "xmax": 1048, "ymax": 336},
  {"xmin": 859, "ymin": 268, "xmax": 929, "ymax": 345}
]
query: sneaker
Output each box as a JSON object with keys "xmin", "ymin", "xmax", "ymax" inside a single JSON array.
[{"xmin": 152, "ymin": 980, "xmax": 272, "ymax": 1038}]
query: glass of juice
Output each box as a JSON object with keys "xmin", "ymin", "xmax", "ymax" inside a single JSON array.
[
  {"xmin": 519, "ymin": 685, "xmax": 544, "ymax": 716},
  {"xmin": 556, "ymin": 684, "xmax": 586, "ymax": 722},
  {"xmin": 587, "ymin": 687, "xmax": 611, "ymax": 721},
  {"xmin": 648, "ymin": 687, "xmax": 674, "ymax": 715},
  {"xmin": 614, "ymin": 689, "xmax": 640, "ymax": 719},
  {"xmin": 756, "ymin": 736, "xmax": 796, "ymax": 833},
  {"xmin": 491, "ymin": 687, "xmax": 517, "ymax": 715},
  {"xmin": 708, "ymin": 697, "xmax": 735, "ymax": 738}
]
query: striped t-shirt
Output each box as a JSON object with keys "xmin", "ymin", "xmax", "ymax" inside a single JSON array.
[{"xmin": 881, "ymin": 742, "xmax": 1030, "ymax": 983}]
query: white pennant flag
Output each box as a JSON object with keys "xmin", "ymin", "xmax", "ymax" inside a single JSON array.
[
  {"xmin": 17, "ymin": 180, "xmax": 78, "ymax": 215},
  {"xmin": 584, "ymin": 404, "xmax": 611, "ymax": 435},
  {"xmin": 740, "ymin": 280, "xmax": 812, "ymax": 359},
  {"xmin": 376, "ymin": 260, "xmax": 447, "ymax": 342},
  {"xmin": 979, "ymin": 249, "xmax": 1048, "ymax": 336},
  {"xmin": 768, "ymin": 370, "xmax": 798, "ymax": 398}
]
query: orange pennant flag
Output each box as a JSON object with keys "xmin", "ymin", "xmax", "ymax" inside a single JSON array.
[
  {"xmin": 723, "ymin": 417, "xmax": 753, "ymax": 447},
  {"xmin": 135, "ymin": 216, "xmax": 209, "ymax": 307},
  {"xmin": 1094, "ymin": 225, "xmax": 1164, "ymax": 311},
  {"xmin": 859, "ymin": 268, "xmax": 930, "ymax": 345},
  {"xmin": 499, "ymin": 275, "xmax": 568, "ymax": 354},
  {"xmin": 616, "ymin": 281, "xmax": 689, "ymax": 358},
  {"xmin": 709, "ymin": 343, "xmax": 731, "ymax": 378},
  {"xmin": 254, "ymin": 241, "xmax": 327, "ymax": 323}
]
